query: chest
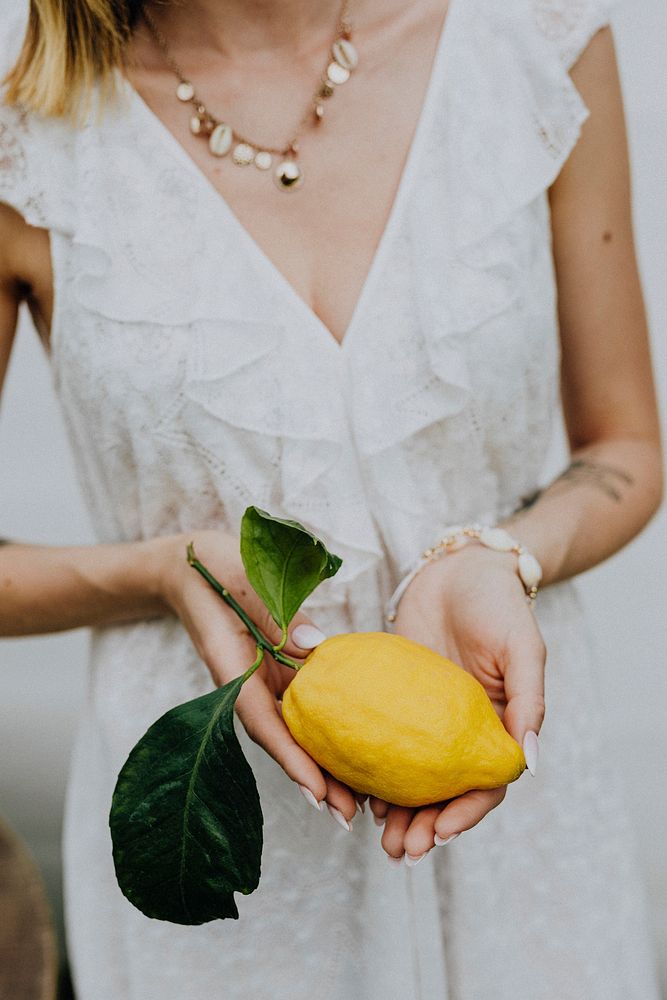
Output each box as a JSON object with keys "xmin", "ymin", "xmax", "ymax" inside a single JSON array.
[{"xmin": 124, "ymin": 3, "xmax": 450, "ymax": 347}]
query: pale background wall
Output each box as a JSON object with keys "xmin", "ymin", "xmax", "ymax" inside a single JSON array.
[{"xmin": 0, "ymin": 0, "xmax": 666, "ymax": 991}]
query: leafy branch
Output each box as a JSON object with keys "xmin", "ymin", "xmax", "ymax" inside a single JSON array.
[{"xmin": 109, "ymin": 507, "xmax": 342, "ymax": 925}]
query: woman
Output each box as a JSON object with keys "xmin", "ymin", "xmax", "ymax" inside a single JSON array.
[{"xmin": 0, "ymin": 0, "xmax": 662, "ymax": 996}]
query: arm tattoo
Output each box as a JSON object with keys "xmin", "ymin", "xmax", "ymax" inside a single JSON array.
[
  {"xmin": 555, "ymin": 459, "xmax": 634, "ymax": 502},
  {"xmin": 512, "ymin": 458, "xmax": 634, "ymax": 516},
  {"xmin": 514, "ymin": 487, "xmax": 544, "ymax": 513}
]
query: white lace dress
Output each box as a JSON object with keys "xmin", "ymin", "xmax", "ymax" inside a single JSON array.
[{"xmin": 0, "ymin": 1, "xmax": 660, "ymax": 997}]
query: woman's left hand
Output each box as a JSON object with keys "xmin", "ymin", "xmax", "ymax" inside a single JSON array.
[{"xmin": 370, "ymin": 542, "xmax": 547, "ymax": 865}]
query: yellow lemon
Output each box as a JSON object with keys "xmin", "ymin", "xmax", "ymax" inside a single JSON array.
[{"xmin": 282, "ymin": 632, "xmax": 525, "ymax": 807}]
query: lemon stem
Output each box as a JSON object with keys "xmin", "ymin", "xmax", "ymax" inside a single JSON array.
[
  {"xmin": 186, "ymin": 543, "xmax": 303, "ymax": 671},
  {"xmin": 242, "ymin": 644, "xmax": 265, "ymax": 682},
  {"xmin": 273, "ymin": 626, "xmax": 288, "ymax": 653}
]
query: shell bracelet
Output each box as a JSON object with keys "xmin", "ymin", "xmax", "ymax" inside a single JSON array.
[{"xmin": 384, "ymin": 525, "xmax": 543, "ymax": 627}]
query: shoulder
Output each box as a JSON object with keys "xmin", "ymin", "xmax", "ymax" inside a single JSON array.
[
  {"xmin": 0, "ymin": 201, "xmax": 44, "ymax": 295},
  {"xmin": 0, "ymin": 6, "xmax": 42, "ymax": 225},
  {"xmin": 529, "ymin": 0, "xmax": 621, "ymax": 69},
  {"xmin": 0, "ymin": 3, "xmax": 78, "ymax": 235},
  {"xmin": 465, "ymin": 0, "xmax": 620, "ymax": 74}
]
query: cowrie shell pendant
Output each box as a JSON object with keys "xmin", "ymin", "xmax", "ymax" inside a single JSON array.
[
  {"xmin": 209, "ymin": 123, "xmax": 233, "ymax": 156},
  {"xmin": 332, "ymin": 38, "xmax": 358, "ymax": 71},
  {"xmin": 479, "ymin": 527, "xmax": 516, "ymax": 552},
  {"xmin": 518, "ymin": 551, "xmax": 543, "ymax": 590}
]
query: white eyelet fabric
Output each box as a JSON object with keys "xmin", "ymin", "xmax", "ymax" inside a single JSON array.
[{"xmin": 1, "ymin": 1, "xmax": 660, "ymax": 998}]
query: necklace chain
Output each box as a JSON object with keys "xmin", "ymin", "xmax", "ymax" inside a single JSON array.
[{"xmin": 141, "ymin": 2, "xmax": 357, "ymax": 189}]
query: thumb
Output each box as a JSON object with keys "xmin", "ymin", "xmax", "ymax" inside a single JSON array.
[
  {"xmin": 236, "ymin": 672, "xmax": 328, "ymax": 806},
  {"xmin": 281, "ymin": 612, "xmax": 328, "ymax": 658},
  {"xmin": 502, "ymin": 624, "xmax": 546, "ymax": 777}
]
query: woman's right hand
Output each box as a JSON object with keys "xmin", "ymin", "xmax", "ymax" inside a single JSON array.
[{"xmin": 151, "ymin": 529, "xmax": 359, "ymax": 830}]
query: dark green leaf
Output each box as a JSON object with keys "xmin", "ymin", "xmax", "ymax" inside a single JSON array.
[
  {"xmin": 240, "ymin": 506, "xmax": 343, "ymax": 630},
  {"xmin": 110, "ymin": 675, "xmax": 262, "ymax": 925}
]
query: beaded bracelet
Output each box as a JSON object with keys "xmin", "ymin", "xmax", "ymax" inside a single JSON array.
[{"xmin": 384, "ymin": 524, "xmax": 543, "ymax": 626}]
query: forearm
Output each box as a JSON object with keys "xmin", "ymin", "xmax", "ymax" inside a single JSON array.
[
  {"xmin": 503, "ymin": 437, "xmax": 663, "ymax": 586},
  {"xmin": 0, "ymin": 537, "xmax": 173, "ymax": 636}
]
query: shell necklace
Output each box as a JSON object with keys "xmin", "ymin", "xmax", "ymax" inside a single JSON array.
[{"xmin": 142, "ymin": 2, "xmax": 358, "ymax": 192}]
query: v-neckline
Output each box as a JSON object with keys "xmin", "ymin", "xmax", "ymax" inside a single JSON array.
[{"xmin": 117, "ymin": 0, "xmax": 460, "ymax": 354}]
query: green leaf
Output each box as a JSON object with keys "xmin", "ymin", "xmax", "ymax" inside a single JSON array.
[
  {"xmin": 240, "ymin": 506, "xmax": 343, "ymax": 630},
  {"xmin": 109, "ymin": 674, "xmax": 262, "ymax": 925}
]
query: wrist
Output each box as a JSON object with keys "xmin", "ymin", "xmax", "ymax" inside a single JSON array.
[
  {"xmin": 143, "ymin": 533, "xmax": 189, "ymax": 612},
  {"xmin": 497, "ymin": 515, "xmax": 567, "ymax": 587},
  {"xmin": 84, "ymin": 537, "xmax": 174, "ymax": 622},
  {"xmin": 420, "ymin": 536, "xmax": 532, "ymax": 601},
  {"xmin": 428, "ymin": 540, "xmax": 519, "ymax": 578},
  {"xmin": 145, "ymin": 529, "xmax": 245, "ymax": 616},
  {"xmin": 385, "ymin": 523, "xmax": 542, "ymax": 627}
]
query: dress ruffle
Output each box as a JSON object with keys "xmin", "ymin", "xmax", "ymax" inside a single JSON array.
[
  {"xmin": 168, "ymin": 319, "xmax": 386, "ymax": 587},
  {"xmin": 342, "ymin": 0, "xmax": 601, "ymax": 571},
  {"xmin": 350, "ymin": 0, "xmax": 596, "ymax": 450}
]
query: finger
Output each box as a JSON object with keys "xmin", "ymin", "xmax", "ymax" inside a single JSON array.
[
  {"xmin": 185, "ymin": 538, "xmax": 327, "ymax": 662},
  {"xmin": 243, "ymin": 610, "xmax": 327, "ymax": 662},
  {"xmin": 502, "ymin": 621, "xmax": 547, "ymax": 774},
  {"xmin": 236, "ymin": 670, "xmax": 327, "ymax": 806},
  {"xmin": 381, "ymin": 806, "xmax": 414, "ymax": 863},
  {"xmin": 369, "ymin": 796, "xmax": 389, "ymax": 827},
  {"xmin": 322, "ymin": 773, "xmax": 357, "ymax": 831},
  {"xmin": 286, "ymin": 615, "xmax": 328, "ymax": 657},
  {"xmin": 403, "ymin": 806, "xmax": 442, "ymax": 860},
  {"xmin": 354, "ymin": 793, "xmax": 368, "ymax": 815},
  {"xmin": 197, "ymin": 600, "xmax": 262, "ymax": 686},
  {"xmin": 218, "ymin": 575, "xmax": 326, "ymax": 661},
  {"xmin": 433, "ymin": 786, "xmax": 506, "ymax": 842},
  {"xmin": 189, "ymin": 591, "xmax": 328, "ymax": 807}
]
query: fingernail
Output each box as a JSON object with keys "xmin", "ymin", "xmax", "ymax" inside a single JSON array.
[
  {"xmin": 373, "ymin": 815, "xmax": 386, "ymax": 827},
  {"xmin": 523, "ymin": 730, "xmax": 539, "ymax": 777},
  {"xmin": 434, "ymin": 833, "xmax": 460, "ymax": 847},
  {"xmin": 298, "ymin": 784, "xmax": 322, "ymax": 812},
  {"xmin": 405, "ymin": 853, "xmax": 426, "ymax": 867},
  {"xmin": 326, "ymin": 804, "xmax": 352, "ymax": 832},
  {"xmin": 355, "ymin": 799, "xmax": 366, "ymax": 815},
  {"xmin": 291, "ymin": 624, "xmax": 327, "ymax": 649},
  {"xmin": 386, "ymin": 853, "xmax": 404, "ymax": 868}
]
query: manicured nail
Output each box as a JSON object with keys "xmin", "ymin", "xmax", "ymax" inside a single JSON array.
[
  {"xmin": 523, "ymin": 730, "xmax": 539, "ymax": 777},
  {"xmin": 355, "ymin": 799, "xmax": 366, "ymax": 815},
  {"xmin": 373, "ymin": 815, "xmax": 386, "ymax": 827},
  {"xmin": 298, "ymin": 784, "xmax": 322, "ymax": 812},
  {"xmin": 405, "ymin": 853, "xmax": 426, "ymax": 867},
  {"xmin": 327, "ymin": 804, "xmax": 352, "ymax": 832},
  {"xmin": 386, "ymin": 853, "xmax": 404, "ymax": 868},
  {"xmin": 434, "ymin": 833, "xmax": 460, "ymax": 847},
  {"xmin": 291, "ymin": 624, "xmax": 327, "ymax": 649}
]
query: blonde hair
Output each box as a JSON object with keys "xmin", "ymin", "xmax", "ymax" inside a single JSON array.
[{"xmin": 2, "ymin": 0, "xmax": 146, "ymax": 121}]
